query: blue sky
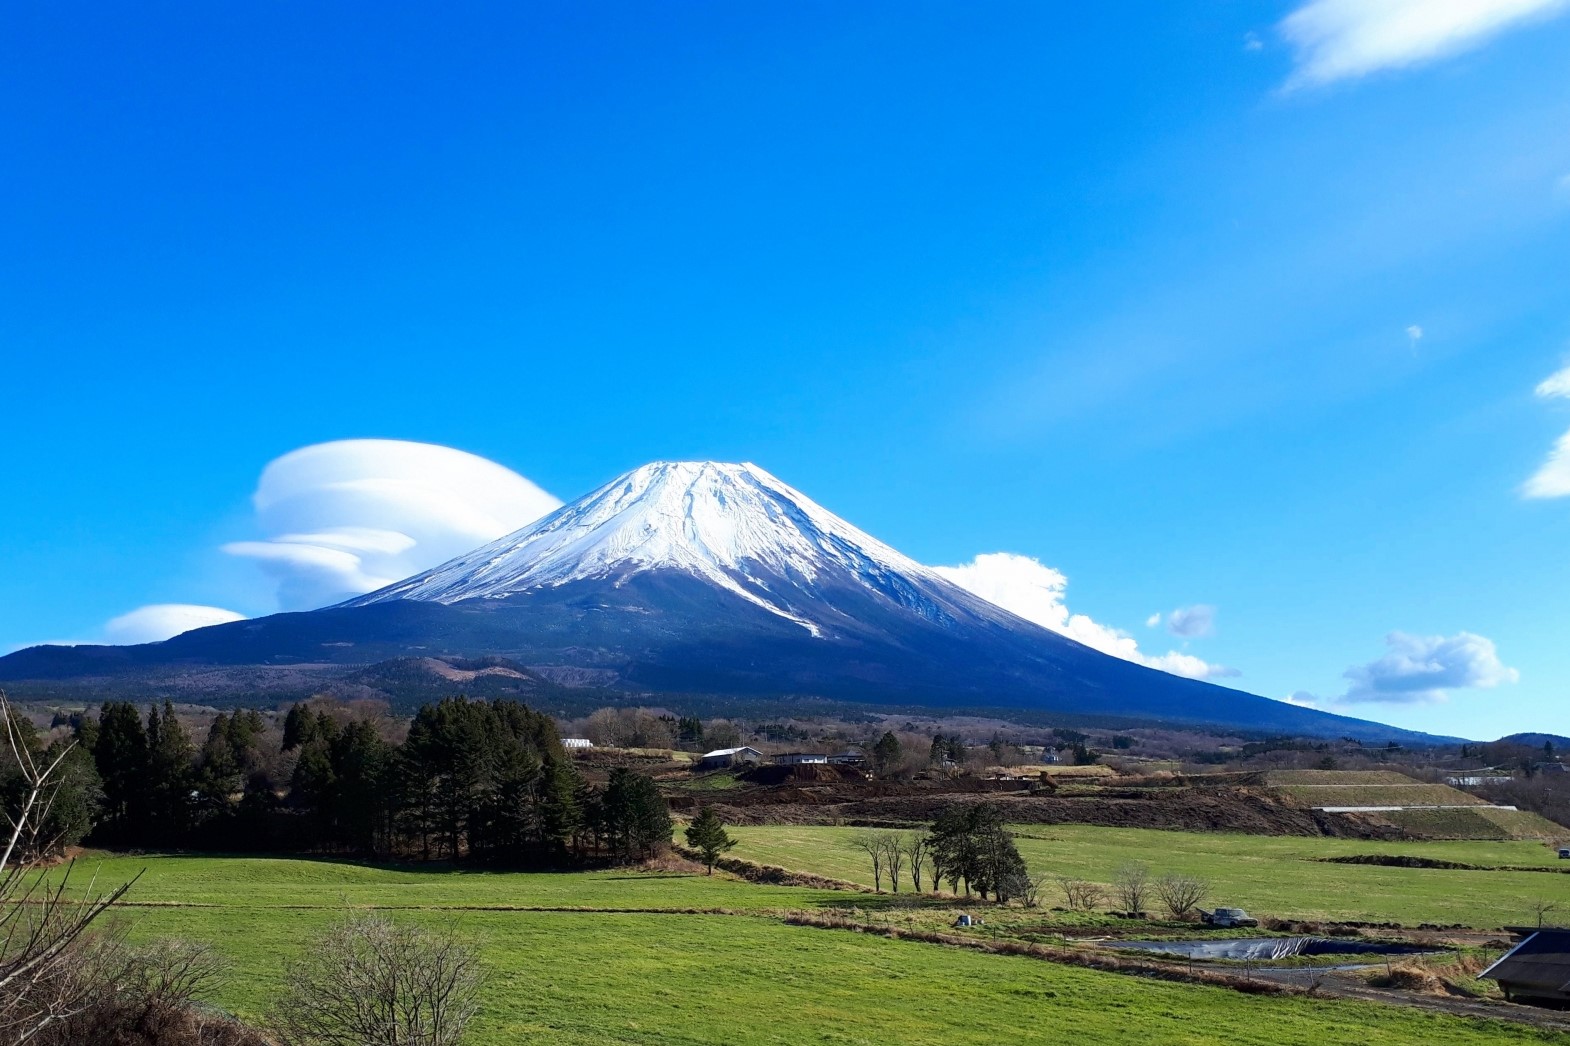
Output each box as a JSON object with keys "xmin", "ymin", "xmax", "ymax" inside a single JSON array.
[{"xmin": 4, "ymin": 2, "xmax": 1568, "ymax": 739}]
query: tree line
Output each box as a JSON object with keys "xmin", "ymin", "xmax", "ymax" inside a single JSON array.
[{"xmin": 9, "ymin": 695, "xmax": 671, "ymax": 867}]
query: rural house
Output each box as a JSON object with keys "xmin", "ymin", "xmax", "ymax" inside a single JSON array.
[
  {"xmin": 562, "ymin": 738, "xmax": 594, "ymax": 750},
  {"xmin": 827, "ymin": 750, "xmax": 866, "ymax": 765},
  {"xmin": 775, "ymin": 753, "xmax": 827, "ymax": 765},
  {"xmin": 698, "ymin": 746, "xmax": 763, "ymax": 770},
  {"xmin": 1479, "ymin": 929, "xmax": 1570, "ymax": 1006}
]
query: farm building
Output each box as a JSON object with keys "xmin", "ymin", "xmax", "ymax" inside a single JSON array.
[
  {"xmin": 698, "ymin": 746, "xmax": 763, "ymax": 769},
  {"xmin": 562, "ymin": 738, "xmax": 594, "ymax": 750},
  {"xmin": 775, "ymin": 753, "xmax": 827, "ymax": 765},
  {"xmin": 1479, "ymin": 930, "xmax": 1570, "ymax": 1007},
  {"xmin": 827, "ymin": 750, "xmax": 866, "ymax": 765}
]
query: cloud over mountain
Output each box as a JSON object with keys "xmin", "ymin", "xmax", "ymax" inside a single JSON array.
[
  {"xmin": 103, "ymin": 604, "xmax": 246, "ymax": 644},
  {"xmin": 222, "ymin": 439, "xmax": 562, "ymax": 610},
  {"xmin": 934, "ymin": 553, "xmax": 1235, "ymax": 681}
]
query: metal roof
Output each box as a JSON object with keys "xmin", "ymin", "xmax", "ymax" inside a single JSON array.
[
  {"xmin": 1479, "ymin": 931, "xmax": 1570, "ymax": 994},
  {"xmin": 700, "ymin": 746, "xmax": 761, "ymax": 758}
]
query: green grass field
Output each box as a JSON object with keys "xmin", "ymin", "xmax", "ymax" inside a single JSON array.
[
  {"xmin": 727, "ymin": 825, "xmax": 1570, "ymax": 927},
  {"xmin": 48, "ymin": 852, "xmax": 1562, "ymax": 1045}
]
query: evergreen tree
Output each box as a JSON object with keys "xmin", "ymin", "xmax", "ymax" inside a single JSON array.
[
  {"xmin": 927, "ymin": 802, "xmax": 1024, "ymax": 901},
  {"xmin": 872, "ymin": 731, "xmax": 902, "ymax": 774},
  {"xmin": 282, "ymin": 703, "xmax": 317, "ymax": 751},
  {"xmin": 684, "ymin": 805, "xmax": 734, "ymax": 874},
  {"xmin": 602, "ymin": 768, "xmax": 671, "ymax": 860},
  {"xmin": 330, "ymin": 720, "xmax": 393, "ymax": 853},
  {"xmin": 146, "ymin": 700, "xmax": 193, "ymax": 842},
  {"xmin": 93, "ymin": 701, "xmax": 149, "ymax": 839},
  {"xmin": 539, "ymin": 759, "xmax": 583, "ymax": 858}
]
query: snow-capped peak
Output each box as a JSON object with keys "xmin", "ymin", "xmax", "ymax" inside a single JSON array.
[{"xmin": 343, "ymin": 461, "xmax": 948, "ymax": 634}]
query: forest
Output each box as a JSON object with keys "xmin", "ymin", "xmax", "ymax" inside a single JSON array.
[{"xmin": 2, "ymin": 695, "xmax": 673, "ymax": 866}]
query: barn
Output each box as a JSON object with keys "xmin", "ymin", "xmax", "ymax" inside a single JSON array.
[
  {"xmin": 1479, "ymin": 930, "xmax": 1570, "ymax": 1007},
  {"xmin": 698, "ymin": 746, "xmax": 763, "ymax": 770}
]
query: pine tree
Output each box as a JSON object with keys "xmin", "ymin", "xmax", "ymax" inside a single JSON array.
[
  {"xmin": 684, "ymin": 805, "xmax": 734, "ymax": 874},
  {"xmin": 93, "ymin": 701, "xmax": 150, "ymax": 839},
  {"xmin": 872, "ymin": 731, "xmax": 902, "ymax": 774},
  {"xmin": 146, "ymin": 699, "xmax": 194, "ymax": 843}
]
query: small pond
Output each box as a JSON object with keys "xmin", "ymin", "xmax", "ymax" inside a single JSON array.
[{"xmin": 1103, "ymin": 936, "xmax": 1432, "ymax": 962}]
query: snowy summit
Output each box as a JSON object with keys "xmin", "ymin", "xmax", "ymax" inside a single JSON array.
[{"xmin": 343, "ymin": 461, "xmax": 967, "ymax": 636}]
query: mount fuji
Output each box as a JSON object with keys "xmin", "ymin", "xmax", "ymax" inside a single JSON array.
[{"xmin": 0, "ymin": 461, "xmax": 1441, "ymax": 742}]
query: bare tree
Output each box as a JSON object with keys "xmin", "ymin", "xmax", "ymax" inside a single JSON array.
[
  {"xmin": 1056, "ymin": 876, "xmax": 1105, "ymax": 912},
  {"xmin": 271, "ymin": 913, "xmax": 483, "ymax": 1046},
  {"xmin": 902, "ymin": 831, "xmax": 929, "ymax": 894},
  {"xmin": 1020, "ymin": 871, "xmax": 1051, "ymax": 908},
  {"xmin": 1530, "ymin": 898, "xmax": 1559, "ymax": 928},
  {"xmin": 880, "ymin": 833, "xmax": 904, "ymax": 894},
  {"xmin": 850, "ymin": 831, "xmax": 887, "ymax": 892},
  {"xmin": 1155, "ymin": 874, "xmax": 1209, "ymax": 920},
  {"xmin": 30, "ymin": 935, "xmax": 252, "ymax": 1046},
  {"xmin": 1112, "ymin": 862, "xmax": 1151, "ymax": 916},
  {"xmin": 1, "ymin": 689, "xmax": 138, "ymax": 1043}
]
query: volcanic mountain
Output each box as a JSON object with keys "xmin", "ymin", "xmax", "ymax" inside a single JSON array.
[{"xmin": 0, "ymin": 462, "xmax": 1439, "ymax": 742}]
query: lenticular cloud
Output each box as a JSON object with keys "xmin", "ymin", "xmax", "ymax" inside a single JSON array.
[
  {"xmin": 223, "ymin": 439, "xmax": 562, "ymax": 610},
  {"xmin": 104, "ymin": 604, "xmax": 246, "ymax": 644}
]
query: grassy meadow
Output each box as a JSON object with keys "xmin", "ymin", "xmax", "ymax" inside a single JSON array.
[
  {"xmin": 727, "ymin": 824, "xmax": 1570, "ymax": 927},
  {"xmin": 44, "ymin": 851, "xmax": 1563, "ymax": 1045}
]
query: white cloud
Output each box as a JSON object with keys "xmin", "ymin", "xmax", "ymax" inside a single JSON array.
[
  {"xmin": 1281, "ymin": 690, "xmax": 1321, "ymax": 708},
  {"xmin": 1524, "ymin": 365, "xmax": 1570, "ymax": 499},
  {"xmin": 1537, "ymin": 365, "xmax": 1570, "ymax": 400},
  {"xmin": 1339, "ymin": 630, "xmax": 1518, "ymax": 704},
  {"xmin": 1405, "ymin": 324, "xmax": 1423, "ymax": 342},
  {"xmin": 104, "ymin": 604, "xmax": 246, "ymax": 644},
  {"xmin": 1160, "ymin": 604, "xmax": 1217, "ymax": 638},
  {"xmin": 223, "ymin": 439, "xmax": 562, "ymax": 610},
  {"xmin": 1279, "ymin": 0, "xmax": 1569, "ymax": 88},
  {"xmin": 1244, "ymin": 31, "xmax": 1265, "ymax": 52},
  {"xmin": 934, "ymin": 553, "xmax": 1237, "ymax": 681},
  {"xmin": 1145, "ymin": 612, "xmax": 1162, "ymax": 628}
]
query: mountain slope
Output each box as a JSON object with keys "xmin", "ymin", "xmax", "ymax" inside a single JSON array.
[
  {"xmin": 344, "ymin": 461, "xmax": 986, "ymax": 639},
  {"xmin": 0, "ymin": 461, "xmax": 1452, "ymax": 743}
]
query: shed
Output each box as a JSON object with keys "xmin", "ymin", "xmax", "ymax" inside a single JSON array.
[
  {"xmin": 827, "ymin": 750, "xmax": 866, "ymax": 765},
  {"xmin": 698, "ymin": 746, "xmax": 763, "ymax": 770},
  {"xmin": 775, "ymin": 753, "xmax": 828, "ymax": 765},
  {"xmin": 562, "ymin": 738, "xmax": 594, "ymax": 750},
  {"xmin": 1479, "ymin": 930, "xmax": 1570, "ymax": 1007}
]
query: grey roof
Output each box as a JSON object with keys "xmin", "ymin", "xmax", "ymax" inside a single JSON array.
[{"xmin": 1479, "ymin": 931, "xmax": 1570, "ymax": 994}]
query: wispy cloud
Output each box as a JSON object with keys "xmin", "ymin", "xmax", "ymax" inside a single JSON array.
[
  {"xmin": 1280, "ymin": 0, "xmax": 1569, "ymax": 89},
  {"xmin": 935, "ymin": 553, "xmax": 1236, "ymax": 681},
  {"xmin": 1339, "ymin": 630, "xmax": 1518, "ymax": 704},
  {"xmin": 1524, "ymin": 365, "xmax": 1570, "ymax": 498},
  {"xmin": 1154, "ymin": 604, "xmax": 1217, "ymax": 639},
  {"xmin": 223, "ymin": 439, "xmax": 562, "ymax": 610}
]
